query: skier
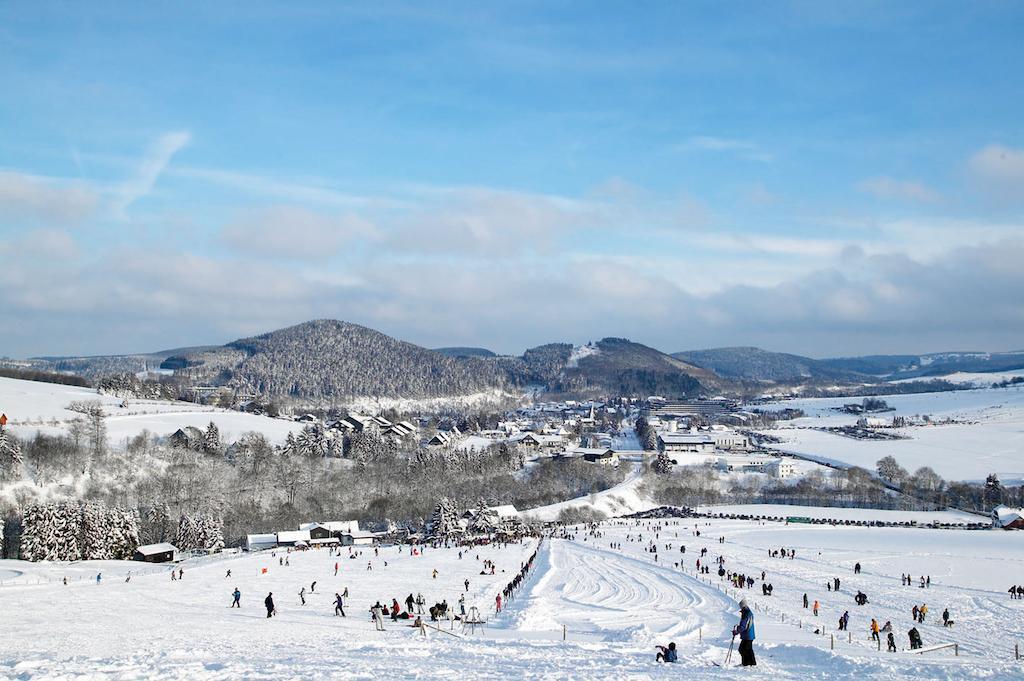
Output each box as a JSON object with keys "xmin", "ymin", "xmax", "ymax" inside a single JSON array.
[
  {"xmin": 416, "ymin": 592, "xmax": 425, "ymax": 614},
  {"xmin": 432, "ymin": 569, "xmax": 438, "ymax": 579},
  {"xmin": 96, "ymin": 573, "xmax": 102, "ymax": 585},
  {"xmin": 225, "ymin": 569, "xmax": 231, "ymax": 578},
  {"xmin": 734, "ymin": 599, "xmax": 756, "ymax": 666},
  {"xmin": 458, "ymin": 594, "xmax": 466, "ymax": 617},
  {"xmin": 803, "ymin": 593, "xmax": 808, "ymax": 608},
  {"xmin": 870, "ymin": 618, "xmax": 879, "ymax": 643},
  {"xmin": 334, "ymin": 562, "xmax": 338, "ymax": 576},
  {"xmin": 299, "ymin": 587, "xmax": 306, "ymax": 605},
  {"xmin": 311, "ymin": 581, "xmax": 316, "ymax": 593},
  {"xmin": 887, "ymin": 631, "xmax": 897, "ymax": 652},
  {"xmin": 232, "ymin": 588, "xmax": 242, "ymax": 608},
  {"xmin": 265, "ymin": 592, "xmax": 275, "ymax": 618},
  {"xmin": 178, "ymin": 568, "xmax": 184, "ymax": 580},
  {"xmin": 854, "ymin": 562, "xmax": 861, "ymax": 574},
  {"xmin": 171, "ymin": 570, "xmax": 176, "ymax": 581},
  {"xmin": 406, "ymin": 593, "xmax": 415, "ymax": 613},
  {"xmin": 464, "ymin": 578, "xmax": 470, "ymax": 592},
  {"xmin": 813, "ymin": 600, "xmax": 819, "ymax": 616},
  {"xmin": 334, "ymin": 592, "xmax": 346, "ymax": 617},
  {"xmin": 942, "ymin": 608, "xmax": 951, "ymax": 627},
  {"xmin": 495, "ymin": 594, "xmax": 502, "ymax": 613}
]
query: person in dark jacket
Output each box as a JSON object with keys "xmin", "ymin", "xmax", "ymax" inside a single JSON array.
[
  {"xmin": 655, "ymin": 642, "xmax": 678, "ymax": 663},
  {"xmin": 231, "ymin": 588, "xmax": 241, "ymax": 608},
  {"xmin": 265, "ymin": 593, "xmax": 275, "ymax": 618},
  {"xmin": 334, "ymin": 592, "xmax": 346, "ymax": 617},
  {"xmin": 734, "ymin": 599, "xmax": 756, "ymax": 666}
]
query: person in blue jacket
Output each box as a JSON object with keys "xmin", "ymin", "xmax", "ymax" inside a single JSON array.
[
  {"xmin": 231, "ymin": 588, "xmax": 241, "ymax": 608},
  {"xmin": 734, "ymin": 599, "xmax": 756, "ymax": 666}
]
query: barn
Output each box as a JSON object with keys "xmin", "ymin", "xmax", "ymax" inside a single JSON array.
[
  {"xmin": 133, "ymin": 542, "xmax": 178, "ymax": 563},
  {"xmin": 992, "ymin": 506, "xmax": 1024, "ymax": 529}
]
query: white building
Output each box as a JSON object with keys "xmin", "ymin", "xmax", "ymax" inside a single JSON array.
[
  {"xmin": 658, "ymin": 433, "xmax": 715, "ymax": 454},
  {"xmin": 766, "ymin": 458, "xmax": 798, "ymax": 479}
]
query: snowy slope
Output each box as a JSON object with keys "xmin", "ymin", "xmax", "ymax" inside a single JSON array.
[
  {"xmin": 0, "ymin": 376, "xmax": 304, "ymax": 445},
  {"xmin": 2, "ymin": 519, "xmax": 1022, "ymax": 679}
]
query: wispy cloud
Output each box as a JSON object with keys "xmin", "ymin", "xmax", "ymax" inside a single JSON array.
[
  {"xmin": 677, "ymin": 135, "xmax": 773, "ymax": 162},
  {"xmin": 221, "ymin": 205, "xmax": 379, "ymax": 260},
  {"xmin": 112, "ymin": 131, "xmax": 191, "ymax": 217},
  {"xmin": 857, "ymin": 176, "xmax": 941, "ymax": 203}
]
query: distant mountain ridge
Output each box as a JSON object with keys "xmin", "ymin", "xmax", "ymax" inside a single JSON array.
[
  {"xmin": 160, "ymin": 321, "xmax": 716, "ymax": 403},
  {"xmin": 433, "ymin": 347, "xmax": 497, "ymax": 358},
  {"xmin": 673, "ymin": 347, "xmax": 866, "ymax": 383}
]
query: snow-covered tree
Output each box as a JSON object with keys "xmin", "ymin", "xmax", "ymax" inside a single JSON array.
[
  {"xmin": 984, "ymin": 473, "xmax": 1004, "ymax": 508},
  {"xmin": 652, "ymin": 450, "xmax": 674, "ymax": 475},
  {"xmin": 876, "ymin": 456, "xmax": 908, "ymax": 485},
  {"xmin": 429, "ymin": 497, "xmax": 460, "ymax": 539},
  {"xmin": 80, "ymin": 501, "xmax": 111, "ymax": 560},
  {"xmin": 0, "ymin": 427, "xmax": 23, "ymax": 478},
  {"xmin": 470, "ymin": 497, "xmax": 498, "ymax": 535},
  {"xmin": 203, "ymin": 422, "xmax": 221, "ymax": 454},
  {"xmin": 175, "ymin": 513, "xmax": 223, "ymax": 552}
]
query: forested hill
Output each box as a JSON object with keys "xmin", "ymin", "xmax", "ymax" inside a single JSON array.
[
  {"xmin": 162, "ymin": 322, "xmax": 717, "ymax": 402},
  {"xmin": 166, "ymin": 320, "xmax": 510, "ymax": 401},
  {"xmin": 674, "ymin": 346, "xmax": 867, "ymax": 383},
  {"xmin": 488, "ymin": 337, "xmax": 718, "ymax": 398}
]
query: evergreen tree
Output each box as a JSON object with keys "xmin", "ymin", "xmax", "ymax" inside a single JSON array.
[
  {"xmin": 470, "ymin": 497, "xmax": 498, "ymax": 535},
  {"xmin": 429, "ymin": 497, "xmax": 460, "ymax": 538},
  {"xmin": 0, "ymin": 427, "xmax": 23, "ymax": 477},
  {"xmin": 984, "ymin": 473, "xmax": 1004, "ymax": 508},
  {"xmin": 204, "ymin": 422, "xmax": 221, "ymax": 454},
  {"xmin": 652, "ymin": 450, "xmax": 674, "ymax": 475}
]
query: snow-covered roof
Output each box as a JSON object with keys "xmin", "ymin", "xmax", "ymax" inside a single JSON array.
[
  {"xmin": 322, "ymin": 520, "xmax": 360, "ymax": 534},
  {"xmin": 658, "ymin": 433, "xmax": 715, "ymax": 444},
  {"xmin": 136, "ymin": 542, "xmax": 178, "ymax": 555},
  {"xmin": 492, "ymin": 505, "xmax": 519, "ymax": 519},
  {"xmin": 277, "ymin": 530, "xmax": 311, "ymax": 543},
  {"xmin": 993, "ymin": 506, "xmax": 1024, "ymax": 527}
]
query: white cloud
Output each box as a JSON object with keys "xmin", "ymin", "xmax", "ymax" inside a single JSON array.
[
  {"xmin": 112, "ymin": 131, "xmax": 191, "ymax": 217},
  {"xmin": 0, "ymin": 171, "xmax": 98, "ymax": 225},
  {"xmin": 969, "ymin": 144, "xmax": 1024, "ymax": 199},
  {"xmin": 679, "ymin": 136, "xmax": 773, "ymax": 162},
  {"xmin": 221, "ymin": 205, "xmax": 379, "ymax": 260},
  {"xmin": 857, "ymin": 176, "xmax": 941, "ymax": 203}
]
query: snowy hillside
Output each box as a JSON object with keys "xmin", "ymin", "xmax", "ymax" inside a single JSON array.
[
  {"xmin": 0, "ymin": 376, "xmax": 303, "ymax": 446},
  {"xmin": 754, "ymin": 385, "xmax": 1024, "ymax": 482}
]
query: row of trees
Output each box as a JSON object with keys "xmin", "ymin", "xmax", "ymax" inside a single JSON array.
[{"xmin": 20, "ymin": 501, "xmax": 140, "ymax": 561}]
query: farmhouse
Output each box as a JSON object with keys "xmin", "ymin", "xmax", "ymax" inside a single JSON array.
[
  {"xmin": 582, "ymin": 449, "xmax": 620, "ymax": 466},
  {"xmin": 133, "ymin": 542, "xmax": 178, "ymax": 563},
  {"xmin": 993, "ymin": 506, "xmax": 1024, "ymax": 529}
]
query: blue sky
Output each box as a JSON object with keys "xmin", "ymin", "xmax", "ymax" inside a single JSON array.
[{"xmin": 1, "ymin": 2, "xmax": 1023, "ymax": 358}]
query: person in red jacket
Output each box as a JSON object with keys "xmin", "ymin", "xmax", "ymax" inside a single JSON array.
[{"xmin": 495, "ymin": 594, "xmax": 502, "ymax": 613}]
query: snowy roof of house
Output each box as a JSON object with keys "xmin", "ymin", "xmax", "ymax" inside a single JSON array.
[
  {"xmin": 246, "ymin": 533, "xmax": 277, "ymax": 543},
  {"xmin": 136, "ymin": 542, "xmax": 178, "ymax": 555},
  {"xmin": 322, "ymin": 520, "xmax": 360, "ymax": 534},
  {"xmin": 276, "ymin": 530, "xmax": 311, "ymax": 542},
  {"xmin": 659, "ymin": 433, "xmax": 715, "ymax": 444},
  {"xmin": 492, "ymin": 505, "xmax": 519, "ymax": 518},
  {"xmin": 993, "ymin": 506, "xmax": 1023, "ymax": 523}
]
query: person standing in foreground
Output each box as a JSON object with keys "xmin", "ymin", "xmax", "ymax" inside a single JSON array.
[
  {"xmin": 265, "ymin": 592, "xmax": 275, "ymax": 618},
  {"xmin": 734, "ymin": 599, "xmax": 756, "ymax": 666}
]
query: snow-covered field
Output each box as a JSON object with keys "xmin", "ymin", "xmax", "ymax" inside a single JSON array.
[
  {"xmin": 695, "ymin": 504, "xmax": 987, "ymax": 525},
  {"xmin": 756, "ymin": 385, "xmax": 1024, "ymax": 482},
  {"xmin": 2, "ymin": 518, "xmax": 1023, "ymax": 679},
  {"xmin": 0, "ymin": 376, "xmax": 304, "ymax": 446}
]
